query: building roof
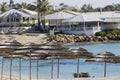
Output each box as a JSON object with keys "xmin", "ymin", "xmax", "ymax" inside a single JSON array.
[
  {"xmin": 63, "ymin": 11, "xmax": 120, "ymax": 23},
  {"xmin": 44, "ymin": 11, "xmax": 75, "ymax": 20},
  {"xmin": 84, "ymin": 11, "xmax": 120, "ymax": 19},
  {"xmin": 63, "ymin": 13, "xmax": 102, "ymax": 22},
  {"xmin": 63, "ymin": 10, "xmax": 80, "ymax": 15},
  {"xmin": 19, "ymin": 8, "xmax": 37, "ymax": 15},
  {"xmin": 44, "ymin": 10, "xmax": 120, "ymax": 22},
  {"xmin": 0, "ymin": 9, "xmax": 30, "ymax": 18}
]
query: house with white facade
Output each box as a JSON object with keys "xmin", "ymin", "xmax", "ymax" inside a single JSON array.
[{"xmin": 44, "ymin": 10, "xmax": 120, "ymax": 35}]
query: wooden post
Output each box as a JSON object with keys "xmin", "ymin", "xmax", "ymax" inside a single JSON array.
[
  {"xmin": 37, "ymin": 59, "xmax": 39, "ymax": 80},
  {"xmin": 29, "ymin": 52, "xmax": 32, "ymax": 80},
  {"xmin": 19, "ymin": 58, "xmax": 21, "ymax": 80},
  {"xmin": 57, "ymin": 57, "xmax": 60, "ymax": 78},
  {"xmin": 10, "ymin": 54, "xmax": 12, "ymax": 80},
  {"xmin": 77, "ymin": 58, "xmax": 80, "ymax": 78},
  {"xmin": 51, "ymin": 57, "xmax": 54, "ymax": 79},
  {"xmin": 1, "ymin": 58, "xmax": 4, "ymax": 80},
  {"xmin": 104, "ymin": 62, "xmax": 107, "ymax": 77}
]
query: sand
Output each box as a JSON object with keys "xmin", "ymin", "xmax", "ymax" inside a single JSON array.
[
  {"xmin": 0, "ymin": 33, "xmax": 49, "ymax": 44},
  {"xmin": 1, "ymin": 76, "xmax": 120, "ymax": 80}
]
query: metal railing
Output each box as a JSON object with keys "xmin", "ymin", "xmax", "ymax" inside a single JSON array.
[{"xmin": 57, "ymin": 26, "xmax": 101, "ymax": 31}]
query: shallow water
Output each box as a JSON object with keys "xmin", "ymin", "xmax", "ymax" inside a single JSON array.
[{"xmin": 1, "ymin": 42, "xmax": 120, "ymax": 79}]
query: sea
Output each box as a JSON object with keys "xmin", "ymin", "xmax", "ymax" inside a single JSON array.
[{"xmin": 1, "ymin": 42, "xmax": 120, "ymax": 79}]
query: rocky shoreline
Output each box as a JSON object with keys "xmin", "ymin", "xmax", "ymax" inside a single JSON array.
[{"xmin": 54, "ymin": 34, "xmax": 120, "ymax": 43}]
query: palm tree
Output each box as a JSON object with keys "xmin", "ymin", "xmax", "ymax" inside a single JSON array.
[
  {"xmin": 1, "ymin": 2, "xmax": 7, "ymax": 12},
  {"xmin": 13, "ymin": 3, "xmax": 21, "ymax": 9},
  {"xmin": 27, "ymin": 4, "xmax": 36, "ymax": 11},
  {"xmin": 9, "ymin": 0, "xmax": 14, "ymax": 9},
  {"xmin": 21, "ymin": 2, "xmax": 30, "ymax": 9},
  {"xmin": 36, "ymin": 0, "xmax": 49, "ymax": 32}
]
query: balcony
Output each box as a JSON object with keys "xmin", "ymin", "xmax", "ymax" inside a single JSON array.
[{"xmin": 56, "ymin": 26, "xmax": 101, "ymax": 35}]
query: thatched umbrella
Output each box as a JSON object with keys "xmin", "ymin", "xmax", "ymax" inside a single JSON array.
[
  {"xmin": 10, "ymin": 49, "xmax": 32, "ymax": 80},
  {"xmin": 86, "ymin": 51, "xmax": 117, "ymax": 77},
  {"xmin": 35, "ymin": 41, "xmax": 72, "ymax": 78},
  {"xmin": 22, "ymin": 52, "xmax": 48, "ymax": 80},
  {"xmin": 10, "ymin": 42, "xmax": 37, "ymax": 80},
  {"xmin": 3, "ymin": 53, "xmax": 24, "ymax": 80},
  {"xmin": 0, "ymin": 40, "xmax": 22, "ymax": 80},
  {"xmin": 0, "ymin": 40, "xmax": 22, "ymax": 53},
  {"xmin": 70, "ymin": 48, "xmax": 93, "ymax": 78}
]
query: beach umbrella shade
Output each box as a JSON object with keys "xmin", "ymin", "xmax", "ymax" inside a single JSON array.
[
  {"xmin": 70, "ymin": 48, "xmax": 93, "ymax": 78},
  {"xmin": 11, "ymin": 50, "xmax": 44, "ymax": 80},
  {"xmin": 36, "ymin": 41, "xmax": 73, "ymax": 78},
  {"xmin": 0, "ymin": 40, "xmax": 22, "ymax": 54},
  {"xmin": 12, "ymin": 42, "xmax": 38, "ymax": 80},
  {"xmin": 22, "ymin": 51, "xmax": 49, "ymax": 80},
  {"xmin": 86, "ymin": 51, "xmax": 117, "ymax": 77},
  {"xmin": 6, "ymin": 42, "xmax": 38, "ymax": 80},
  {"xmin": 0, "ymin": 40, "xmax": 22, "ymax": 80},
  {"xmin": 3, "ymin": 54, "xmax": 23, "ymax": 80},
  {"xmin": 10, "ymin": 49, "xmax": 33, "ymax": 80}
]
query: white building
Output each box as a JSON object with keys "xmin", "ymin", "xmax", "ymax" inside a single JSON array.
[{"xmin": 44, "ymin": 11, "xmax": 120, "ymax": 35}]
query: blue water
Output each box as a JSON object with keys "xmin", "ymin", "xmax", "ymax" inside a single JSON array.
[{"xmin": 1, "ymin": 42, "xmax": 120, "ymax": 79}]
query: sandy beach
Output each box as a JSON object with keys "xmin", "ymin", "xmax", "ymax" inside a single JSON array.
[{"xmin": 0, "ymin": 33, "xmax": 48, "ymax": 44}]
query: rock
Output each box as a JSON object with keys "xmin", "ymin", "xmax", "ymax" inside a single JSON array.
[{"xmin": 54, "ymin": 34, "xmax": 115, "ymax": 43}]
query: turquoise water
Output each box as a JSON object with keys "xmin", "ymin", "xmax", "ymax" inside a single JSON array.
[{"xmin": 1, "ymin": 42, "xmax": 120, "ymax": 79}]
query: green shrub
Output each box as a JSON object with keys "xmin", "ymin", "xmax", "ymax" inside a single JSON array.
[
  {"xmin": 95, "ymin": 29, "xmax": 120, "ymax": 36},
  {"xmin": 111, "ymin": 29, "xmax": 120, "ymax": 35},
  {"xmin": 95, "ymin": 31, "xmax": 106, "ymax": 36}
]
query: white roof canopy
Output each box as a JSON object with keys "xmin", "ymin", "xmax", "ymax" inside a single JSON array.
[
  {"xmin": 19, "ymin": 8, "xmax": 37, "ymax": 16},
  {"xmin": 63, "ymin": 13, "xmax": 102, "ymax": 23},
  {"xmin": 44, "ymin": 11, "xmax": 75, "ymax": 20},
  {"xmin": 0, "ymin": 9, "xmax": 30, "ymax": 18}
]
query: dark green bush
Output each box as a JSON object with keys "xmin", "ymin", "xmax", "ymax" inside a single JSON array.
[
  {"xmin": 95, "ymin": 31, "xmax": 106, "ymax": 36},
  {"xmin": 111, "ymin": 29, "xmax": 120, "ymax": 35},
  {"xmin": 95, "ymin": 29, "xmax": 120, "ymax": 36}
]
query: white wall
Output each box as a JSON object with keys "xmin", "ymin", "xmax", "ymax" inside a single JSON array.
[
  {"xmin": 102, "ymin": 24, "xmax": 120, "ymax": 30},
  {"xmin": 62, "ymin": 30, "xmax": 99, "ymax": 35}
]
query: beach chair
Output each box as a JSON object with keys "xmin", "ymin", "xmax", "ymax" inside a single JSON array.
[
  {"xmin": 79, "ymin": 72, "xmax": 90, "ymax": 77},
  {"xmin": 17, "ymin": 28, "xmax": 25, "ymax": 35},
  {"xmin": 73, "ymin": 72, "xmax": 90, "ymax": 78}
]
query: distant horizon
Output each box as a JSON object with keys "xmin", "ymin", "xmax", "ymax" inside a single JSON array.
[{"xmin": 1, "ymin": 0, "xmax": 120, "ymax": 8}]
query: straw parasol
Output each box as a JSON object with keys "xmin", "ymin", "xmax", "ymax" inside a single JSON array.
[
  {"xmin": 70, "ymin": 48, "xmax": 93, "ymax": 78},
  {"xmin": 22, "ymin": 51, "xmax": 48, "ymax": 80},
  {"xmin": 10, "ymin": 42, "xmax": 38, "ymax": 80},
  {"xmin": 86, "ymin": 51, "xmax": 117, "ymax": 77},
  {"xmin": 0, "ymin": 40, "xmax": 22, "ymax": 54},
  {"xmin": 10, "ymin": 49, "xmax": 32, "ymax": 80},
  {"xmin": 35, "ymin": 41, "xmax": 73, "ymax": 78},
  {"xmin": 0, "ymin": 40, "xmax": 22, "ymax": 80}
]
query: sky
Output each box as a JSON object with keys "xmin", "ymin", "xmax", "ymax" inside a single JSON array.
[{"xmin": 1, "ymin": 0, "xmax": 120, "ymax": 8}]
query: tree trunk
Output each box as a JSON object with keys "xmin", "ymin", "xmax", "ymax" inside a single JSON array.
[
  {"xmin": 43, "ymin": 11, "xmax": 46, "ymax": 32},
  {"xmin": 37, "ymin": 11, "xmax": 41, "ymax": 31}
]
